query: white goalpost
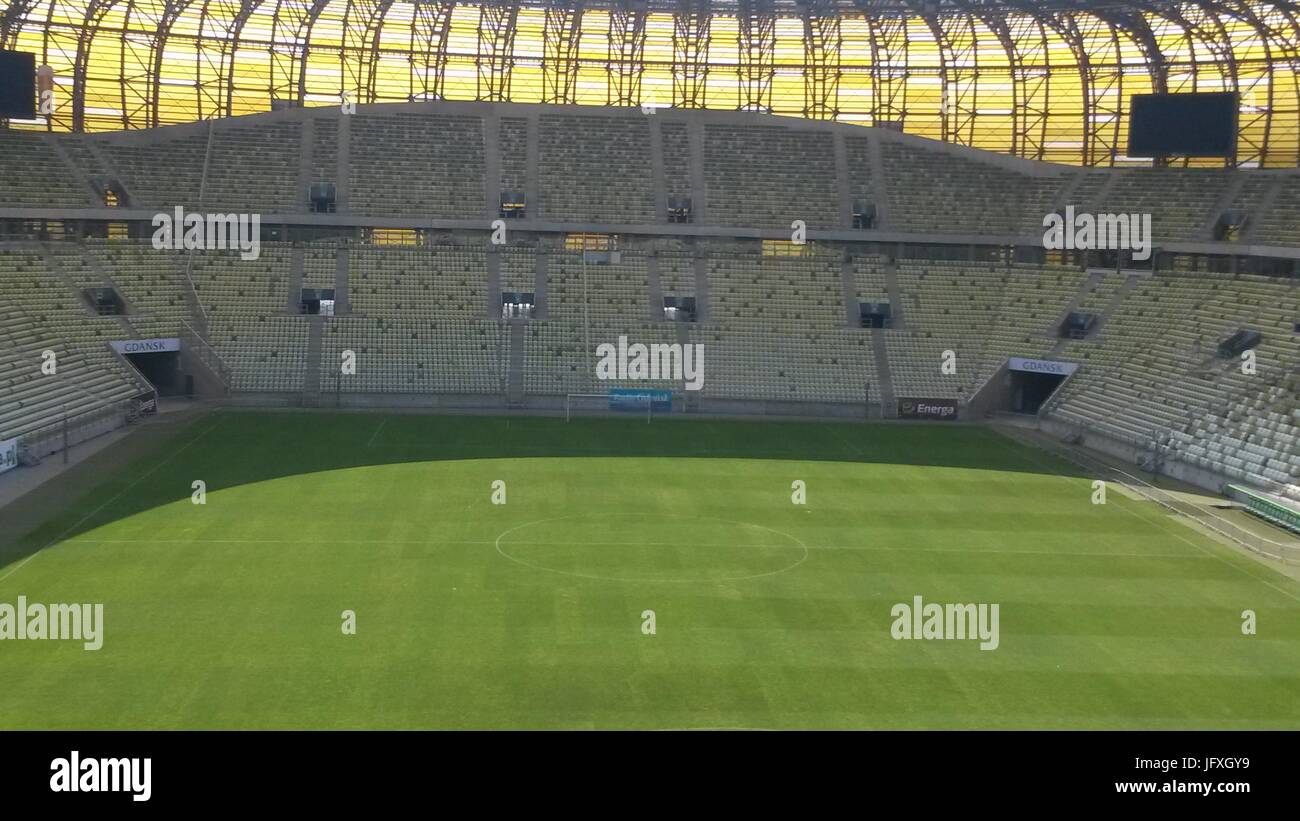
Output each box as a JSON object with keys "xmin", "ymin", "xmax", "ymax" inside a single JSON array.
[
  {"xmin": 565, "ymin": 393, "xmax": 608, "ymax": 422},
  {"xmin": 564, "ymin": 392, "xmax": 675, "ymax": 423}
]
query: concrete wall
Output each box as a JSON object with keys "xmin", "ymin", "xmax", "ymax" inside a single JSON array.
[
  {"xmin": 212, "ymin": 391, "xmax": 880, "ymax": 421},
  {"xmin": 1037, "ymin": 415, "xmax": 1234, "ymax": 494}
]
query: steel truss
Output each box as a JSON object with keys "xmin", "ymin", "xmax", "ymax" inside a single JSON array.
[
  {"xmin": 737, "ymin": 0, "xmax": 774, "ymax": 110},
  {"xmin": 269, "ymin": 0, "xmax": 328, "ymax": 109},
  {"xmin": 193, "ymin": 0, "xmax": 259, "ymax": 121},
  {"xmin": 409, "ymin": 0, "xmax": 457, "ymax": 100},
  {"xmin": 542, "ymin": 1, "xmax": 584, "ymax": 104},
  {"xmin": 863, "ymin": 1, "xmax": 909, "ymax": 128},
  {"xmin": 2, "ymin": 0, "xmax": 1296, "ymax": 167},
  {"xmin": 802, "ymin": 0, "xmax": 841, "ymax": 120},
  {"xmin": 340, "ymin": 0, "xmax": 394, "ymax": 105},
  {"xmin": 476, "ymin": 2, "xmax": 519, "ymax": 101},
  {"xmin": 672, "ymin": 0, "xmax": 710, "ymax": 108},
  {"xmin": 977, "ymin": 7, "xmax": 1051, "ymax": 160},
  {"xmin": 606, "ymin": 1, "xmax": 647, "ymax": 106}
]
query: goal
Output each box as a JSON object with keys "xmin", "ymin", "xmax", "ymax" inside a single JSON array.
[{"xmin": 564, "ymin": 392, "xmax": 675, "ymax": 422}]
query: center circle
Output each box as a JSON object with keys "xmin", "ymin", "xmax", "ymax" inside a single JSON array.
[{"xmin": 494, "ymin": 513, "xmax": 809, "ymax": 583}]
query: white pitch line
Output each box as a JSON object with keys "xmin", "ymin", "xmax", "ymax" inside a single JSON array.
[
  {"xmin": 1009, "ymin": 437, "xmax": 1300, "ymax": 604},
  {"xmin": 493, "ymin": 516, "xmax": 812, "ymax": 583},
  {"xmin": 821, "ymin": 422, "xmax": 867, "ymax": 457},
  {"xmin": 1111, "ymin": 496, "xmax": 1300, "ymax": 604},
  {"xmin": 653, "ymin": 727, "xmax": 778, "ymax": 732},
  {"xmin": 54, "ymin": 536, "xmax": 1203, "ymax": 560},
  {"xmin": 365, "ymin": 417, "xmax": 389, "ymax": 447},
  {"xmin": 0, "ymin": 414, "xmax": 225, "ymax": 585}
]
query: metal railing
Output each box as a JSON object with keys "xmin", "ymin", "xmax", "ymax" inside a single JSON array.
[
  {"xmin": 1042, "ymin": 433, "xmax": 1300, "ymax": 565},
  {"xmin": 15, "ymin": 396, "xmax": 145, "ymax": 465},
  {"xmin": 180, "ymin": 318, "xmax": 232, "ymax": 392},
  {"xmin": 175, "ymin": 118, "xmax": 218, "ymax": 338},
  {"xmin": 106, "ymin": 339, "xmax": 160, "ymax": 401}
]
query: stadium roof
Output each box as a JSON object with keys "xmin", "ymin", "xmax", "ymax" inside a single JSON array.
[{"xmin": 1, "ymin": 0, "xmax": 1297, "ymax": 166}]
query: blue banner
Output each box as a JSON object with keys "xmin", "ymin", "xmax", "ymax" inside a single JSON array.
[{"xmin": 608, "ymin": 389, "xmax": 673, "ymax": 412}]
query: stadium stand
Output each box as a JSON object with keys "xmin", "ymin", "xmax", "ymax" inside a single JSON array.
[
  {"xmin": 880, "ymin": 140, "xmax": 1066, "ymax": 236},
  {"xmin": 0, "ymin": 130, "xmax": 93, "ymax": 208},
  {"xmin": 1253, "ymin": 183, "xmax": 1300, "ymax": 246},
  {"xmin": 704, "ymin": 125, "xmax": 839, "ymax": 230},
  {"xmin": 322, "ymin": 245, "xmax": 504, "ymax": 395},
  {"xmin": 844, "ymin": 137, "xmax": 875, "ymax": 223},
  {"xmin": 0, "ymin": 103, "xmax": 1297, "ymax": 251},
  {"xmin": 1097, "ymin": 169, "xmax": 1232, "ymax": 242},
  {"xmin": 203, "ymin": 122, "xmax": 303, "ymax": 213},
  {"xmin": 348, "ymin": 112, "xmax": 486, "ymax": 218},
  {"xmin": 100, "ymin": 132, "xmax": 206, "ymax": 207},
  {"xmin": 887, "ymin": 259, "xmax": 1005, "ymax": 399},
  {"xmin": 0, "ymin": 245, "xmax": 144, "ymax": 440},
  {"xmin": 660, "ymin": 122, "xmax": 693, "ymax": 215},
  {"xmin": 190, "ymin": 244, "xmax": 308, "ymax": 393},
  {"xmin": 1050, "ymin": 271, "xmax": 1300, "ymax": 483},
  {"xmin": 310, "ymin": 118, "xmax": 338, "ymax": 189},
  {"xmin": 970, "ymin": 263, "xmax": 1089, "ymax": 376},
  {"xmin": 525, "ymin": 251, "xmax": 677, "ymax": 396},
  {"xmin": 1, "ymin": 100, "xmax": 1297, "ymax": 497},
  {"xmin": 539, "ymin": 115, "xmax": 655, "ymax": 223},
  {"xmin": 700, "ymin": 251, "xmax": 873, "ymax": 403},
  {"xmin": 302, "ymin": 244, "xmax": 337, "ymax": 291},
  {"xmin": 84, "ymin": 239, "xmax": 190, "ymax": 340},
  {"xmin": 498, "ymin": 117, "xmax": 530, "ymax": 211},
  {"xmin": 656, "ymin": 251, "xmax": 697, "ymax": 299}
]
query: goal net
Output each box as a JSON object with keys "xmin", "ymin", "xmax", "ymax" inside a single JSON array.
[{"xmin": 564, "ymin": 391, "xmax": 676, "ymax": 422}]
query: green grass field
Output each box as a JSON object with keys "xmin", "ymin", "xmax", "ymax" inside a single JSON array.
[{"xmin": 2, "ymin": 410, "xmax": 1298, "ymax": 729}]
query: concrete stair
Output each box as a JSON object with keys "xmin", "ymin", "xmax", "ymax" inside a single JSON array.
[
  {"xmin": 1201, "ymin": 172, "xmax": 1246, "ymax": 240},
  {"xmin": 507, "ymin": 319, "xmax": 526, "ymax": 406},
  {"xmin": 1050, "ymin": 272, "xmax": 1140, "ymax": 356},
  {"xmin": 646, "ymin": 256, "xmax": 666, "ymax": 321},
  {"xmin": 301, "ymin": 315, "xmax": 323, "ymax": 405},
  {"xmin": 871, "ymin": 327, "xmax": 895, "ymax": 418},
  {"xmin": 839, "ymin": 256, "xmax": 859, "ymax": 326},
  {"xmin": 1046, "ymin": 269, "xmax": 1106, "ymax": 343},
  {"xmin": 882, "ymin": 259, "xmax": 906, "ymax": 330}
]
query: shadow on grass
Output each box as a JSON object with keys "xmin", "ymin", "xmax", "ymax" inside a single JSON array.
[{"xmin": 0, "ymin": 407, "xmax": 1092, "ymax": 572}]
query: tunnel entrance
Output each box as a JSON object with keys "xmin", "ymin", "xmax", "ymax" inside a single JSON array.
[{"xmin": 1007, "ymin": 357, "xmax": 1077, "ymax": 415}]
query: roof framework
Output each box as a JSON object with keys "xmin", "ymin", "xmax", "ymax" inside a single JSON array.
[{"xmin": 2, "ymin": 0, "xmax": 1297, "ymax": 166}]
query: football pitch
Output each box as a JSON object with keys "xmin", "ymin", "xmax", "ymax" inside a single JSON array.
[{"xmin": 1, "ymin": 410, "xmax": 1298, "ymax": 729}]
